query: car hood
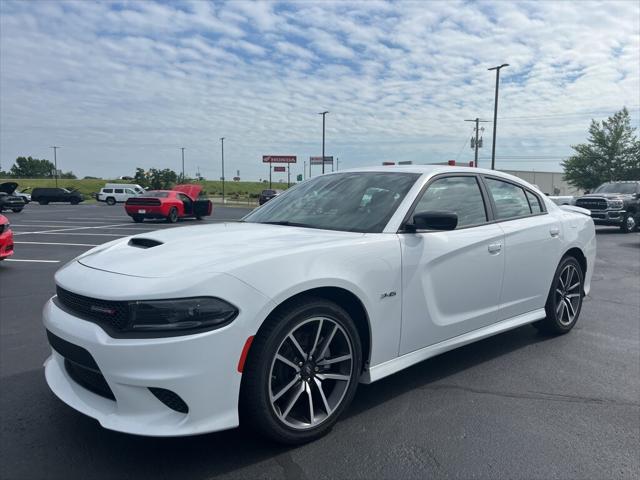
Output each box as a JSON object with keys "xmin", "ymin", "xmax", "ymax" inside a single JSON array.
[
  {"xmin": 0, "ymin": 182, "xmax": 18, "ymax": 194},
  {"xmin": 77, "ymin": 222, "xmax": 363, "ymax": 278}
]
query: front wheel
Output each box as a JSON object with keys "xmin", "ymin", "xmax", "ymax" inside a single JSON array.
[
  {"xmin": 620, "ymin": 213, "xmax": 637, "ymax": 233},
  {"xmin": 11, "ymin": 208, "xmax": 22, "ymax": 213},
  {"xmin": 166, "ymin": 207, "xmax": 178, "ymax": 223},
  {"xmin": 534, "ymin": 256, "xmax": 584, "ymax": 335},
  {"xmin": 240, "ymin": 297, "xmax": 362, "ymax": 444}
]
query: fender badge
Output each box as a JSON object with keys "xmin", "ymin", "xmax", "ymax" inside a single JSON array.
[{"xmin": 380, "ymin": 291, "xmax": 397, "ymax": 300}]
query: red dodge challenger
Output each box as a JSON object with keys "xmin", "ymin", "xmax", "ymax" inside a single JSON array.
[
  {"xmin": 0, "ymin": 214, "xmax": 14, "ymax": 260},
  {"xmin": 124, "ymin": 185, "xmax": 213, "ymax": 223}
]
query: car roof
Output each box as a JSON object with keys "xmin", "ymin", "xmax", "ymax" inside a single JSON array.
[{"xmin": 327, "ymin": 165, "xmax": 529, "ymax": 183}]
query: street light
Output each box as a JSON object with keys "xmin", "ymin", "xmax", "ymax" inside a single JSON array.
[
  {"xmin": 319, "ymin": 111, "xmax": 329, "ymax": 174},
  {"xmin": 180, "ymin": 147, "xmax": 185, "ymax": 182},
  {"xmin": 220, "ymin": 137, "xmax": 225, "ymax": 204},
  {"xmin": 488, "ymin": 63, "xmax": 509, "ymax": 170},
  {"xmin": 50, "ymin": 146, "xmax": 60, "ymax": 187}
]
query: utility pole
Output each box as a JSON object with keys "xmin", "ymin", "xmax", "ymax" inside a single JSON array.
[
  {"xmin": 336, "ymin": 157, "xmax": 339, "ymax": 171},
  {"xmin": 180, "ymin": 147, "xmax": 185, "ymax": 182},
  {"xmin": 464, "ymin": 118, "xmax": 489, "ymax": 167},
  {"xmin": 488, "ymin": 64, "xmax": 509, "ymax": 170},
  {"xmin": 303, "ymin": 161, "xmax": 306, "ymax": 180},
  {"xmin": 220, "ymin": 137, "xmax": 225, "ymax": 203},
  {"xmin": 319, "ymin": 111, "xmax": 329, "ymax": 174},
  {"xmin": 50, "ymin": 146, "xmax": 60, "ymax": 187}
]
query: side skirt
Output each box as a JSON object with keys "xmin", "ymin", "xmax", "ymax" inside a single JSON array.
[{"xmin": 361, "ymin": 308, "xmax": 545, "ymax": 384}]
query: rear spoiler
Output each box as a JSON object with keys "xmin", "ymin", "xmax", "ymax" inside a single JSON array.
[{"xmin": 559, "ymin": 205, "xmax": 591, "ymax": 216}]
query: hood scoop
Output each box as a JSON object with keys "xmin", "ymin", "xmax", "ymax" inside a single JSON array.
[{"xmin": 128, "ymin": 238, "xmax": 163, "ymax": 249}]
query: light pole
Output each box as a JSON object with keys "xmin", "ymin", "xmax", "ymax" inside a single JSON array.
[
  {"xmin": 319, "ymin": 111, "xmax": 329, "ymax": 174},
  {"xmin": 488, "ymin": 63, "xmax": 509, "ymax": 170},
  {"xmin": 180, "ymin": 147, "xmax": 185, "ymax": 181},
  {"xmin": 220, "ymin": 137, "xmax": 225, "ymax": 203},
  {"xmin": 50, "ymin": 146, "xmax": 60, "ymax": 187}
]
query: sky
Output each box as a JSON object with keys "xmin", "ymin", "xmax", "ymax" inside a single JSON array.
[{"xmin": 1, "ymin": 0, "xmax": 639, "ymax": 181}]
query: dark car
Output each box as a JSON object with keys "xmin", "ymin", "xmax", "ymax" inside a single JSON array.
[
  {"xmin": 0, "ymin": 182, "xmax": 26, "ymax": 213},
  {"xmin": 31, "ymin": 187, "xmax": 84, "ymax": 205},
  {"xmin": 574, "ymin": 181, "xmax": 640, "ymax": 233},
  {"xmin": 258, "ymin": 189, "xmax": 281, "ymax": 205}
]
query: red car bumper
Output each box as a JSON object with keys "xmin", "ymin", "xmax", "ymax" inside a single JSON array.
[
  {"xmin": 0, "ymin": 228, "xmax": 14, "ymax": 260},
  {"xmin": 124, "ymin": 204, "xmax": 169, "ymax": 219}
]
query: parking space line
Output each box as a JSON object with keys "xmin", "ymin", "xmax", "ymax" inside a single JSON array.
[
  {"xmin": 4, "ymin": 259, "xmax": 61, "ymax": 263},
  {"xmin": 12, "ymin": 232, "xmax": 128, "ymax": 237},
  {"xmin": 12, "ymin": 219, "xmax": 121, "ymax": 224},
  {"xmin": 14, "ymin": 241, "xmax": 99, "ymax": 247},
  {"xmin": 11, "ymin": 223, "xmax": 132, "ymax": 234}
]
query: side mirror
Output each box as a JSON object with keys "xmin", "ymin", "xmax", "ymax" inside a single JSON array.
[{"xmin": 409, "ymin": 211, "xmax": 458, "ymax": 231}]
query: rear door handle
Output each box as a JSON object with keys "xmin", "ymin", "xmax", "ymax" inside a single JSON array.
[
  {"xmin": 488, "ymin": 243, "xmax": 502, "ymax": 253},
  {"xmin": 550, "ymin": 227, "xmax": 560, "ymax": 237}
]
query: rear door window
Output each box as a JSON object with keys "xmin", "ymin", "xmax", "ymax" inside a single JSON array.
[
  {"xmin": 485, "ymin": 178, "xmax": 532, "ymax": 220},
  {"xmin": 114, "ymin": 189, "xmax": 124, "ymax": 194}
]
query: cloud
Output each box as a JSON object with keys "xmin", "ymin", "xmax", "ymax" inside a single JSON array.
[{"xmin": 0, "ymin": 0, "xmax": 638, "ymax": 178}]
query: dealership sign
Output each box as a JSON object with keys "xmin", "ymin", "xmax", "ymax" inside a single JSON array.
[
  {"xmin": 310, "ymin": 156, "xmax": 333, "ymax": 165},
  {"xmin": 263, "ymin": 155, "xmax": 297, "ymax": 163},
  {"xmin": 273, "ymin": 166, "xmax": 286, "ymax": 172}
]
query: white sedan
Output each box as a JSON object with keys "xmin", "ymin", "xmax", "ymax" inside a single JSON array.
[{"xmin": 43, "ymin": 166, "xmax": 596, "ymax": 444}]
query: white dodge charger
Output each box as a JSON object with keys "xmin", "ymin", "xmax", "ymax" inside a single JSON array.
[{"xmin": 43, "ymin": 166, "xmax": 596, "ymax": 443}]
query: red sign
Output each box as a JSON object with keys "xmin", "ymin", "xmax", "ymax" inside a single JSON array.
[
  {"xmin": 382, "ymin": 161, "xmax": 395, "ymax": 166},
  {"xmin": 310, "ymin": 156, "xmax": 333, "ymax": 165},
  {"xmin": 263, "ymin": 155, "xmax": 297, "ymax": 163},
  {"xmin": 273, "ymin": 166, "xmax": 286, "ymax": 172}
]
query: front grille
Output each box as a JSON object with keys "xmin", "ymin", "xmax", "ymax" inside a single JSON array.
[
  {"xmin": 64, "ymin": 359, "xmax": 116, "ymax": 400},
  {"xmin": 126, "ymin": 197, "xmax": 161, "ymax": 206},
  {"xmin": 46, "ymin": 330, "xmax": 115, "ymax": 401},
  {"xmin": 149, "ymin": 388, "xmax": 189, "ymax": 414},
  {"xmin": 575, "ymin": 198, "xmax": 607, "ymax": 211},
  {"xmin": 56, "ymin": 287, "xmax": 129, "ymax": 331}
]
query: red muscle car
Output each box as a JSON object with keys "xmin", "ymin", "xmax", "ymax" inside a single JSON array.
[
  {"xmin": 124, "ymin": 185, "xmax": 213, "ymax": 223},
  {"xmin": 0, "ymin": 214, "xmax": 14, "ymax": 260}
]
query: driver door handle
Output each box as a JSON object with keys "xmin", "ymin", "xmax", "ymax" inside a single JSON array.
[{"xmin": 488, "ymin": 243, "xmax": 503, "ymax": 254}]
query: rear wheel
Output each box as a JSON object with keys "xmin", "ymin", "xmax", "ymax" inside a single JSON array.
[
  {"xmin": 620, "ymin": 213, "xmax": 637, "ymax": 233},
  {"xmin": 132, "ymin": 215, "xmax": 144, "ymax": 223},
  {"xmin": 106, "ymin": 197, "xmax": 116, "ymax": 206},
  {"xmin": 534, "ymin": 256, "xmax": 584, "ymax": 335},
  {"xmin": 38, "ymin": 200, "xmax": 49, "ymax": 205},
  {"xmin": 70, "ymin": 200, "xmax": 79, "ymax": 205},
  {"xmin": 240, "ymin": 297, "xmax": 362, "ymax": 444},
  {"xmin": 166, "ymin": 207, "xmax": 178, "ymax": 223}
]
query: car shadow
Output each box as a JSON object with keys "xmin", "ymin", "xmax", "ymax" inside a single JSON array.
[{"xmin": 1, "ymin": 324, "xmax": 552, "ymax": 479}]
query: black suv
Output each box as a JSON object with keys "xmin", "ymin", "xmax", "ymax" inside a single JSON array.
[
  {"xmin": 575, "ymin": 181, "xmax": 640, "ymax": 233},
  {"xmin": 258, "ymin": 189, "xmax": 281, "ymax": 205},
  {"xmin": 0, "ymin": 183, "xmax": 26, "ymax": 213},
  {"xmin": 31, "ymin": 187, "xmax": 84, "ymax": 205}
]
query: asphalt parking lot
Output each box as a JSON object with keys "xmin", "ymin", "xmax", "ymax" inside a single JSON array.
[{"xmin": 1, "ymin": 204, "xmax": 638, "ymax": 480}]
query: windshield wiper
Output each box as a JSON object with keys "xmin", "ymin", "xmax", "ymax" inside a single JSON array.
[{"xmin": 258, "ymin": 221, "xmax": 315, "ymax": 228}]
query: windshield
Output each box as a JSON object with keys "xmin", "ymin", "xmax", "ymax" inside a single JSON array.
[
  {"xmin": 244, "ymin": 172, "xmax": 420, "ymax": 233},
  {"xmin": 144, "ymin": 191, "xmax": 170, "ymax": 198},
  {"xmin": 594, "ymin": 183, "xmax": 637, "ymax": 194}
]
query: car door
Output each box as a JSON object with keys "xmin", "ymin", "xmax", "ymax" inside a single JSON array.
[
  {"xmin": 482, "ymin": 176, "xmax": 562, "ymax": 320},
  {"xmin": 399, "ymin": 174, "xmax": 505, "ymax": 355}
]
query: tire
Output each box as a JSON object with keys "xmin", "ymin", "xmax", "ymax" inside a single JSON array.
[
  {"xmin": 240, "ymin": 297, "xmax": 362, "ymax": 444},
  {"xmin": 11, "ymin": 208, "xmax": 22, "ymax": 213},
  {"xmin": 534, "ymin": 256, "xmax": 584, "ymax": 335},
  {"xmin": 70, "ymin": 200, "xmax": 80, "ymax": 205},
  {"xmin": 38, "ymin": 200, "xmax": 49, "ymax": 205},
  {"xmin": 166, "ymin": 207, "xmax": 178, "ymax": 223},
  {"xmin": 620, "ymin": 213, "xmax": 637, "ymax": 233},
  {"xmin": 195, "ymin": 215, "xmax": 203, "ymax": 221},
  {"xmin": 132, "ymin": 215, "xmax": 144, "ymax": 223},
  {"xmin": 106, "ymin": 197, "xmax": 116, "ymax": 206}
]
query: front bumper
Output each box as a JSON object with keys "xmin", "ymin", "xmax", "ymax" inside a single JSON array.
[
  {"xmin": 43, "ymin": 265, "xmax": 274, "ymax": 436},
  {"xmin": 590, "ymin": 209, "xmax": 626, "ymax": 225}
]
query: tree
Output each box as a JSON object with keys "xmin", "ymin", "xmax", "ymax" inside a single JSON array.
[
  {"xmin": 562, "ymin": 107, "xmax": 640, "ymax": 191},
  {"xmin": 147, "ymin": 168, "xmax": 178, "ymax": 189},
  {"xmin": 9, "ymin": 156, "xmax": 56, "ymax": 178},
  {"xmin": 133, "ymin": 167, "xmax": 149, "ymax": 188}
]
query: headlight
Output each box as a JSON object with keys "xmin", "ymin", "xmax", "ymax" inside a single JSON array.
[
  {"xmin": 128, "ymin": 297, "xmax": 238, "ymax": 333},
  {"xmin": 608, "ymin": 199, "xmax": 624, "ymax": 209}
]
